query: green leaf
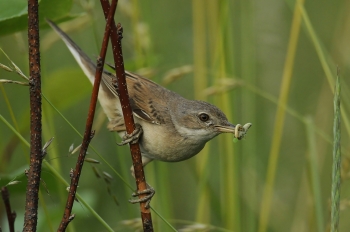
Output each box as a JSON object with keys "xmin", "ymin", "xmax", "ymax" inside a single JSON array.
[
  {"xmin": 0, "ymin": 0, "xmax": 29, "ymax": 21},
  {"xmin": 0, "ymin": 0, "xmax": 73, "ymax": 36}
]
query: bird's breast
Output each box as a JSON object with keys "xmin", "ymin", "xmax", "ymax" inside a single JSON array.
[{"xmin": 138, "ymin": 121, "xmax": 206, "ymax": 162}]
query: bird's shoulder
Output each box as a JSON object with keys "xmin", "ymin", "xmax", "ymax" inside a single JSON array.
[{"xmin": 125, "ymin": 71, "xmax": 176, "ymax": 125}]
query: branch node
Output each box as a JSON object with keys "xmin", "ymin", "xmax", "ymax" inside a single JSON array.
[
  {"xmin": 96, "ymin": 57, "xmax": 103, "ymax": 69},
  {"xmin": 68, "ymin": 214, "xmax": 75, "ymax": 222},
  {"xmin": 90, "ymin": 130, "xmax": 96, "ymax": 140},
  {"xmin": 117, "ymin": 23, "xmax": 123, "ymax": 39},
  {"xmin": 11, "ymin": 212, "xmax": 17, "ymax": 221},
  {"xmin": 70, "ymin": 168, "xmax": 74, "ymax": 179}
]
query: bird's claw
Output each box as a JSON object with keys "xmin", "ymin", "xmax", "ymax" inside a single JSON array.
[
  {"xmin": 117, "ymin": 124, "xmax": 143, "ymax": 146},
  {"xmin": 129, "ymin": 184, "xmax": 155, "ymax": 209},
  {"xmin": 234, "ymin": 123, "xmax": 252, "ymax": 140}
]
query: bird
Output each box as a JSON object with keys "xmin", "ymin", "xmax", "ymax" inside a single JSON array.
[{"xmin": 46, "ymin": 19, "xmax": 251, "ymax": 206}]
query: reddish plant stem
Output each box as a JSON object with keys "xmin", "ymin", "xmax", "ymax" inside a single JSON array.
[
  {"xmin": 1, "ymin": 187, "xmax": 16, "ymax": 232},
  {"xmin": 100, "ymin": 1, "xmax": 153, "ymax": 230},
  {"xmin": 24, "ymin": 0, "xmax": 43, "ymax": 231},
  {"xmin": 57, "ymin": 1, "xmax": 118, "ymax": 231}
]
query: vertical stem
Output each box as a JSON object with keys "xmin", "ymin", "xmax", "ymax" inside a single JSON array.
[
  {"xmin": 331, "ymin": 69, "xmax": 341, "ymax": 232},
  {"xmin": 258, "ymin": 1, "xmax": 303, "ymax": 231},
  {"xmin": 216, "ymin": 2, "xmax": 238, "ymax": 230},
  {"xmin": 305, "ymin": 117, "xmax": 324, "ymax": 232},
  {"xmin": 100, "ymin": 1, "xmax": 153, "ymax": 231},
  {"xmin": 1, "ymin": 187, "xmax": 16, "ymax": 232},
  {"xmin": 299, "ymin": 4, "xmax": 350, "ymax": 137},
  {"xmin": 240, "ymin": 1, "xmax": 257, "ymax": 231},
  {"xmin": 57, "ymin": 1, "xmax": 118, "ymax": 231},
  {"xmin": 192, "ymin": 0, "xmax": 211, "ymax": 224},
  {"xmin": 23, "ymin": 0, "xmax": 42, "ymax": 231},
  {"xmin": 192, "ymin": 0, "xmax": 207, "ymax": 101}
]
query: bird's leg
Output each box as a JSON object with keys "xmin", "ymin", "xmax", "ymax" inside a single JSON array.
[
  {"xmin": 129, "ymin": 183, "xmax": 155, "ymax": 209},
  {"xmin": 117, "ymin": 123, "xmax": 155, "ymax": 208},
  {"xmin": 129, "ymin": 156, "xmax": 155, "ymax": 209},
  {"xmin": 117, "ymin": 123, "xmax": 143, "ymax": 145}
]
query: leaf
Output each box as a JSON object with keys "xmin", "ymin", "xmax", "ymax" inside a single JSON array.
[
  {"xmin": 0, "ymin": 0, "xmax": 73, "ymax": 36},
  {"xmin": 0, "ymin": 0, "xmax": 29, "ymax": 21}
]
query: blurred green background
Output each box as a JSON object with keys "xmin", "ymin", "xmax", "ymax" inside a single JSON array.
[{"xmin": 1, "ymin": 0, "xmax": 350, "ymax": 231}]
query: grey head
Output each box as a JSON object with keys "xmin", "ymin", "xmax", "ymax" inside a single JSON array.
[{"xmin": 170, "ymin": 99, "xmax": 236, "ymax": 143}]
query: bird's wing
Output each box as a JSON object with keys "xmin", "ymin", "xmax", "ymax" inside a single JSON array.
[{"xmin": 102, "ymin": 70, "xmax": 170, "ymax": 125}]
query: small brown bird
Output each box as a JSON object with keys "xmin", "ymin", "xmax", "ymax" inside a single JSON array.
[
  {"xmin": 47, "ymin": 20, "xmax": 251, "ymax": 203},
  {"xmin": 47, "ymin": 19, "xmax": 251, "ymax": 166},
  {"xmin": 47, "ymin": 19, "xmax": 251, "ymax": 205}
]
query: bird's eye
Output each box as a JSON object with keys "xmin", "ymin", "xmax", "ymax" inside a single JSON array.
[{"xmin": 198, "ymin": 113, "xmax": 210, "ymax": 122}]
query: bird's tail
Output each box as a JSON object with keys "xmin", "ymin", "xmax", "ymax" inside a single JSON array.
[
  {"xmin": 46, "ymin": 19, "xmax": 98, "ymax": 85},
  {"xmin": 46, "ymin": 19, "xmax": 122, "ymax": 122}
]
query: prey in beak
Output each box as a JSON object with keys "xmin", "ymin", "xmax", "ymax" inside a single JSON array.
[{"xmin": 215, "ymin": 123, "xmax": 252, "ymax": 140}]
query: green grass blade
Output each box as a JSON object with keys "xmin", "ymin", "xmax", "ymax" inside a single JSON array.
[
  {"xmin": 298, "ymin": 4, "xmax": 350, "ymax": 138},
  {"xmin": 258, "ymin": 1, "xmax": 304, "ymax": 231},
  {"xmin": 305, "ymin": 117, "xmax": 324, "ymax": 232},
  {"xmin": 331, "ymin": 70, "xmax": 341, "ymax": 232},
  {"xmin": 192, "ymin": 0, "xmax": 212, "ymax": 224}
]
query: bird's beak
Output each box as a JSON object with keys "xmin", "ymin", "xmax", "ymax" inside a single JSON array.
[{"xmin": 215, "ymin": 124, "xmax": 236, "ymax": 133}]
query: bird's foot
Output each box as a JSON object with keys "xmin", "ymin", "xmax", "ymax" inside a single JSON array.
[
  {"xmin": 129, "ymin": 184, "xmax": 155, "ymax": 209},
  {"xmin": 234, "ymin": 123, "xmax": 252, "ymax": 140},
  {"xmin": 117, "ymin": 123, "xmax": 143, "ymax": 145}
]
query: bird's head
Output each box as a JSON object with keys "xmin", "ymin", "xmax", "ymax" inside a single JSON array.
[{"xmin": 172, "ymin": 100, "xmax": 250, "ymax": 142}]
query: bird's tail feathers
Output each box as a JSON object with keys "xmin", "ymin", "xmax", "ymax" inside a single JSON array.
[
  {"xmin": 46, "ymin": 19, "xmax": 97, "ymax": 85},
  {"xmin": 46, "ymin": 19, "xmax": 124, "ymax": 121}
]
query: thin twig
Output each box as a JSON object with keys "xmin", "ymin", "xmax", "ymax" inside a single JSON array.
[
  {"xmin": 23, "ymin": 0, "xmax": 43, "ymax": 231},
  {"xmin": 1, "ymin": 187, "xmax": 16, "ymax": 232},
  {"xmin": 57, "ymin": 1, "xmax": 118, "ymax": 231},
  {"xmin": 99, "ymin": 1, "xmax": 154, "ymax": 230},
  {"xmin": 0, "ymin": 47, "xmax": 29, "ymax": 80},
  {"xmin": 0, "ymin": 80, "xmax": 29, "ymax": 86}
]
